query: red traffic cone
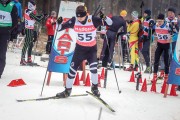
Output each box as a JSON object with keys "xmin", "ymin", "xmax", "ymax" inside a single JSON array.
[
  {"xmin": 7, "ymin": 78, "xmax": 26, "ymax": 87},
  {"xmin": 161, "ymin": 80, "xmax": 167, "ymax": 94},
  {"xmin": 17, "ymin": 79, "xmax": 26, "ymax": 86},
  {"xmin": 73, "ymin": 72, "xmax": 80, "ymax": 86},
  {"xmin": 150, "ymin": 80, "xmax": 157, "ymax": 92},
  {"xmin": 84, "ymin": 73, "xmax": 91, "ymax": 86},
  {"xmin": 141, "ymin": 79, "xmax": 147, "ymax": 92},
  {"xmin": 170, "ymin": 84, "xmax": 178, "ymax": 96},
  {"xmin": 129, "ymin": 70, "xmax": 135, "ymax": 82},
  {"xmin": 100, "ymin": 68, "xmax": 105, "ymax": 80},
  {"xmin": 80, "ymin": 71, "xmax": 85, "ymax": 81},
  {"xmin": 7, "ymin": 80, "xmax": 18, "ymax": 87}
]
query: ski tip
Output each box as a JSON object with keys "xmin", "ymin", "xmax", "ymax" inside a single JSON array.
[{"xmin": 16, "ymin": 100, "xmax": 23, "ymax": 102}]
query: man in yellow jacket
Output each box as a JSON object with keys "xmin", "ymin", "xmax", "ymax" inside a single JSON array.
[{"xmin": 126, "ymin": 11, "xmax": 140, "ymax": 71}]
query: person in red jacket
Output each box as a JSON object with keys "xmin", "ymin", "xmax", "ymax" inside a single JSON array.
[{"xmin": 45, "ymin": 11, "xmax": 57, "ymax": 54}]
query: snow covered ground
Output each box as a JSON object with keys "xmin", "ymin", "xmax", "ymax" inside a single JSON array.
[{"xmin": 0, "ymin": 49, "xmax": 180, "ymax": 120}]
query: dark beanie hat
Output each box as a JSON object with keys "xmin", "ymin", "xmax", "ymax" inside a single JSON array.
[
  {"xmin": 157, "ymin": 13, "xmax": 165, "ymax": 20},
  {"xmin": 144, "ymin": 9, "xmax": 151, "ymax": 16},
  {"xmin": 168, "ymin": 7, "xmax": 176, "ymax": 13}
]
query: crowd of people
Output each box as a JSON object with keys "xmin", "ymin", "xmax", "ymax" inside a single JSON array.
[{"xmin": 0, "ymin": 0, "xmax": 179, "ymax": 95}]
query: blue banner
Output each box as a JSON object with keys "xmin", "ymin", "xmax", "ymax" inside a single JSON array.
[
  {"xmin": 168, "ymin": 32, "xmax": 180, "ymax": 85},
  {"xmin": 47, "ymin": 1, "xmax": 84, "ymax": 73}
]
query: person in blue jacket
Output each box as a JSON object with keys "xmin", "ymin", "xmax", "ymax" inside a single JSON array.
[{"xmin": 12, "ymin": 0, "xmax": 22, "ymax": 19}]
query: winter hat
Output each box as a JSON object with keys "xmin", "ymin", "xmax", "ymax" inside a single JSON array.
[
  {"xmin": 120, "ymin": 10, "xmax": 127, "ymax": 17},
  {"xmin": 131, "ymin": 11, "xmax": 139, "ymax": 18},
  {"xmin": 144, "ymin": 9, "xmax": 151, "ymax": 16},
  {"xmin": 157, "ymin": 13, "xmax": 165, "ymax": 20},
  {"xmin": 168, "ymin": 7, "xmax": 176, "ymax": 14}
]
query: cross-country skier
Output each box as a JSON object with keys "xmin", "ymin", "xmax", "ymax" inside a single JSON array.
[
  {"xmin": 125, "ymin": 11, "xmax": 140, "ymax": 71},
  {"xmin": 56, "ymin": 5, "xmax": 112, "ymax": 98},
  {"xmin": 98, "ymin": 10, "xmax": 127, "ymax": 69},
  {"xmin": 158, "ymin": 7, "xmax": 179, "ymax": 78},
  {"xmin": 152, "ymin": 13, "xmax": 172, "ymax": 83},
  {"xmin": 141, "ymin": 9, "xmax": 155, "ymax": 73},
  {"xmin": 0, "ymin": 0, "xmax": 18, "ymax": 79},
  {"xmin": 20, "ymin": 0, "xmax": 46, "ymax": 65}
]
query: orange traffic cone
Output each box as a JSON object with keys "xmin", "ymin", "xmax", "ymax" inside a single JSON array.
[
  {"xmin": 170, "ymin": 84, "xmax": 178, "ymax": 96},
  {"xmin": 80, "ymin": 71, "xmax": 85, "ymax": 81},
  {"xmin": 100, "ymin": 68, "xmax": 105, "ymax": 80},
  {"xmin": 129, "ymin": 70, "xmax": 135, "ymax": 82},
  {"xmin": 73, "ymin": 72, "xmax": 80, "ymax": 86},
  {"xmin": 150, "ymin": 80, "xmax": 157, "ymax": 92},
  {"xmin": 141, "ymin": 79, "xmax": 147, "ymax": 92},
  {"xmin": 84, "ymin": 73, "xmax": 91, "ymax": 86},
  {"xmin": 161, "ymin": 80, "xmax": 167, "ymax": 94}
]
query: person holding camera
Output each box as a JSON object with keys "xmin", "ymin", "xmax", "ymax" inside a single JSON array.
[{"xmin": 55, "ymin": 5, "xmax": 112, "ymax": 98}]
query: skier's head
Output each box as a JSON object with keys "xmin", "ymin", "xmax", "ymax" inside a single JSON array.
[
  {"xmin": 167, "ymin": 7, "xmax": 176, "ymax": 20},
  {"xmin": 144, "ymin": 9, "xmax": 151, "ymax": 17},
  {"xmin": 28, "ymin": 0, "xmax": 36, "ymax": 11},
  {"xmin": 120, "ymin": 10, "xmax": 127, "ymax": 18},
  {"xmin": 156, "ymin": 13, "xmax": 165, "ymax": 26},
  {"xmin": 131, "ymin": 11, "xmax": 138, "ymax": 20},
  {"xmin": 76, "ymin": 5, "xmax": 87, "ymax": 22},
  {"xmin": 0, "ymin": 0, "xmax": 9, "ymax": 6},
  {"xmin": 51, "ymin": 11, "xmax": 57, "ymax": 18}
]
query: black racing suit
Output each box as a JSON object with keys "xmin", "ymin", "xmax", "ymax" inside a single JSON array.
[{"xmin": 99, "ymin": 16, "xmax": 127, "ymax": 66}]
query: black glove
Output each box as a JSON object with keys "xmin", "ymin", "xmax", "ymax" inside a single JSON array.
[
  {"xmin": 57, "ymin": 17, "xmax": 63, "ymax": 24},
  {"xmin": 149, "ymin": 20, "xmax": 155, "ymax": 28},
  {"xmin": 100, "ymin": 11, "xmax": 106, "ymax": 20}
]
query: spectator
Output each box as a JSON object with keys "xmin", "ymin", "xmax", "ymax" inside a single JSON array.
[
  {"xmin": 0, "ymin": 0, "xmax": 18, "ymax": 78},
  {"xmin": 141, "ymin": 9, "xmax": 155, "ymax": 73},
  {"xmin": 12, "ymin": 0, "xmax": 22, "ymax": 20},
  {"xmin": 125, "ymin": 11, "xmax": 140, "ymax": 71},
  {"xmin": 45, "ymin": 11, "xmax": 57, "ymax": 54}
]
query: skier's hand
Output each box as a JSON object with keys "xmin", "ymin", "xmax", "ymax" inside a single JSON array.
[
  {"xmin": 57, "ymin": 17, "xmax": 63, "ymax": 24},
  {"xmin": 100, "ymin": 11, "xmax": 106, "ymax": 20}
]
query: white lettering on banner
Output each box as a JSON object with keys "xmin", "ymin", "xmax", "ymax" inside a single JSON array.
[
  {"xmin": 74, "ymin": 25, "xmax": 96, "ymax": 32},
  {"xmin": 0, "ymin": 15, "xmax": 5, "ymax": 20}
]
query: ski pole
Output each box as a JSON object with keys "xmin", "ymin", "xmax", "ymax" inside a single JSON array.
[
  {"xmin": 104, "ymin": 31, "xmax": 121, "ymax": 94},
  {"xmin": 101, "ymin": 16, "xmax": 121, "ymax": 94},
  {"xmin": 40, "ymin": 24, "xmax": 60, "ymax": 96},
  {"xmin": 148, "ymin": 28, "xmax": 153, "ymax": 80},
  {"xmin": 117, "ymin": 35, "xmax": 122, "ymax": 70}
]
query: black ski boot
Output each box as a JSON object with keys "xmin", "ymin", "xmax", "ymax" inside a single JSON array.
[
  {"xmin": 91, "ymin": 84, "xmax": 100, "ymax": 97},
  {"xmin": 56, "ymin": 88, "xmax": 72, "ymax": 98}
]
